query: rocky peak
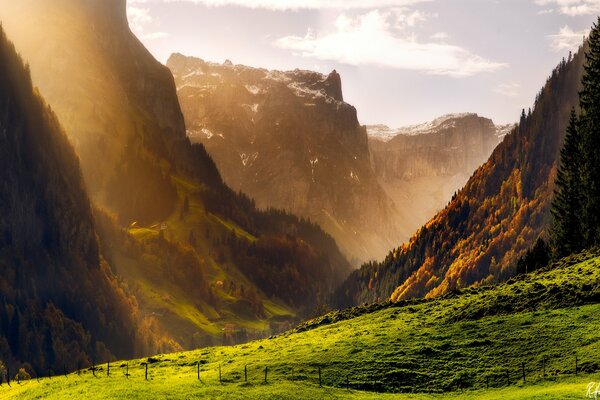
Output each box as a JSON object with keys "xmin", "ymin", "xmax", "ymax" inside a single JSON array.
[
  {"xmin": 324, "ymin": 69, "xmax": 344, "ymax": 102},
  {"xmin": 169, "ymin": 54, "xmax": 402, "ymax": 263}
]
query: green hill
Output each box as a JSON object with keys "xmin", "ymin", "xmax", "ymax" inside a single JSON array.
[{"xmin": 2, "ymin": 252, "xmax": 599, "ymax": 399}]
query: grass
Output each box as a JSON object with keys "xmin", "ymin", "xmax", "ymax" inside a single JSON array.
[
  {"xmin": 0, "ymin": 372, "xmax": 596, "ymax": 399},
  {"xmin": 110, "ymin": 174, "xmax": 297, "ymax": 347},
  {"xmin": 2, "ymin": 252, "xmax": 600, "ymax": 399}
]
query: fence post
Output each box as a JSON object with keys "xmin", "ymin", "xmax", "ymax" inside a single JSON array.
[
  {"xmin": 92, "ymin": 360, "xmax": 96, "ymax": 377},
  {"xmin": 264, "ymin": 366, "xmax": 268, "ymax": 383},
  {"xmin": 107, "ymin": 361, "xmax": 110, "ymax": 377},
  {"xmin": 244, "ymin": 365, "xmax": 247, "ymax": 382},
  {"xmin": 318, "ymin": 366, "xmax": 322, "ymax": 387},
  {"xmin": 219, "ymin": 364, "xmax": 222, "ymax": 384},
  {"xmin": 145, "ymin": 363, "xmax": 148, "ymax": 380},
  {"xmin": 521, "ymin": 362, "xmax": 526, "ymax": 383},
  {"xmin": 126, "ymin": 362, "xmax": 129, "ymax": 379},
  {"xmin": 197, "ymin": 361, "xmax": 200, "ymax": 380}
]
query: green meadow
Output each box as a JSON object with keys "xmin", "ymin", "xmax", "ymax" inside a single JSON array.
[{"xmin": 2, "ymin": 252, "xmax": 599, "ymax": 399}]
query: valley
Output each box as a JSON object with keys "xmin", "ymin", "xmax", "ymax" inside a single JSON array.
[{"xmin": 0, "ymin": 1, "xmax": 599, "ymax": 399}]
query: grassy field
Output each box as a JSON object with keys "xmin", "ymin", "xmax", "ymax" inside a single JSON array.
[
  {"xmin": 0, "ymin": 372, "xmax": 596, "ymax": 399},
  {"xmin": 3, "ymin": 253, "xmax": 599, "ymax": 399}
]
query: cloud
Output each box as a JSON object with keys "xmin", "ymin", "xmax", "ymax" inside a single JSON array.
[
  {"xmin": 273, "ymin": 10, "xmax": 506, "ymax": 77},
  {"xmin": 534, "ymin": 0, "xmax": 600, "ymax": 16},
  {"xmin": 548, "ymin": 25, "xmax": 589, "ymax": 51},
  {"xmin": 127, "ymin": 5, "xmax": 153, "ymax": 32},
  {"xmin": 129, "ymin": 0, "xmax": 431, "ymax": 11},
  {"xmin": 431, "ymin": 32, "xmax": 450, "ymax": 40},
  {"xmin": 493, "ymin": 83, "xmax": 520, "ymax": 97},
  {"xmin": 127, "ymin": 3, "xmax": 169, "ymax": 40}
]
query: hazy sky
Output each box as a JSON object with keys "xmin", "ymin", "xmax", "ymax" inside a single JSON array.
[{"xmin": 127, "ymin": 0, "xmax": 599, "ymax": 127}]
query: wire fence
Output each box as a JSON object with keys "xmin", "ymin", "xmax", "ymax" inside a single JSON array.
[{"xmin": 0, "ymin": 353, "xmax": 596, "ymax": 394}]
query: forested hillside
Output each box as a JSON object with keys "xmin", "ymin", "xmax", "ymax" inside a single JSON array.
[
  {"xmin": 336, "ymin": 44, "xmax": 586, "ymax": 306},
  {"xmin": 0, "ymin": 26, "xmax": 152, "ymax": 375}
]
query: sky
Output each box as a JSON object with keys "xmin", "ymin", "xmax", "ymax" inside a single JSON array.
[{"xmin": 127, "ymin": 0, "xmax": 600, "ymax": 127}]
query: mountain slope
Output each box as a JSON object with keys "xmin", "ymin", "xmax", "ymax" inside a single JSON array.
[
  {"xmin": 0, "ymin": 0, "xmax": 351, "ymax": 347},
  {"xmin": 368, "ymin": 113, "xmax": 503, "ymax": 242},
  {"xmin": 5, "ymin": 251, "xmax": 600, "ymax": 398},
  {"xmin": 168, "ymin": 54, "xmax": 401, "ymax": 263},
  {"xmin": 0, "ymin": 26, "xmax": 146, "ymax": 374},
  {"xmin": 336, "ymin": 47, "xmax": 585, "ymax": 306}
]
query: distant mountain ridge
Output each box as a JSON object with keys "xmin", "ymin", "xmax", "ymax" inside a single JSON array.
[
  {"xmin": 367, "ymin": 113, "xmax": 514, "ymax": 142},
  {"xmin": 368, "ymin": 113, "xmax": 507, "ymax": 247},
  {"xmin": 168, "ymin": 53, "xmax": 402, "ymax": 263}
]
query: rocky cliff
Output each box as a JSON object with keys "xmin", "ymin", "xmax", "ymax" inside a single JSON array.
[
  {"xmin": 168, "ymin": 54, "xmax": 402, "ymax": 263},
  {"xmin": 367, "ymin": 114, "xmax": 505, "ymax": 241}
]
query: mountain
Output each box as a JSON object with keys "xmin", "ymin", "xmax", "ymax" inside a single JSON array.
[
  {"xmin": 368, "ymin": 113, "xmax": 505, "ymax": 241},
  {"xmin": 167, "ymin": 54, "xmax": 401, "ymax": 263},
  {"xmin": 0, "ymin": 0, "xmax": 351, "ymax": 348},
  {"xmin": 0, "ymin": 26, "xmax": 148, "ymax": 374},
  {"xmin": 336, "ymin": 48, "xmax": 585, "ymax": 306}
]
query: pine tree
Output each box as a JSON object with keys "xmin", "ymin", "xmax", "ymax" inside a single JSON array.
[
  {"xmin": 580, "ymin": 17, "xmax": 600, "ymax": 246},
  {"xmin": 550, "ymin": 109, "xmax": 584, "ymax": 258}
]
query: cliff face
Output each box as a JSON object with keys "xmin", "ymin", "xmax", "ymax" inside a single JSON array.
[
  {"xmin": 168, "ymin": 54, "xmax": 401, "ymax": 263},
  {"xmin": 368, "ymin": 114, "xmax": 503, "ymax": 237},
  {"xmin": 336, "ymin": 48, "xmax": 585, "ymax": 307},
  {"xmin": 370, "ymin": 114, "xmax": 499, "ymax": 180}
]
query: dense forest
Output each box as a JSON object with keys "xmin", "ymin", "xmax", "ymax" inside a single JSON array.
[
  {"xmin": 335, "ymin": 40, "xmax": 587, "ymax": 307},
  {"xmin": 0, "ymin": 26, "xmax": 155, "ymax": 375},
  {"xmin": 551, "ymin": 17, "xmax": 600, "ymax": 258}
]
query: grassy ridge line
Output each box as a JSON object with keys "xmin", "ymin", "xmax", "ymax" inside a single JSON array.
[
  {"xmin": 302, "ymin": 249, "xmax": 600, "ymax": 333},
  {"xmin": 4, "ymin": 253, "xmax": 599, "ymax": 399}
]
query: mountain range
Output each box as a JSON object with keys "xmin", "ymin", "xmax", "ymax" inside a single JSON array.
[{"xmin": 167, "ymin": 54, "xmax": 402, "ymax": 263}]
